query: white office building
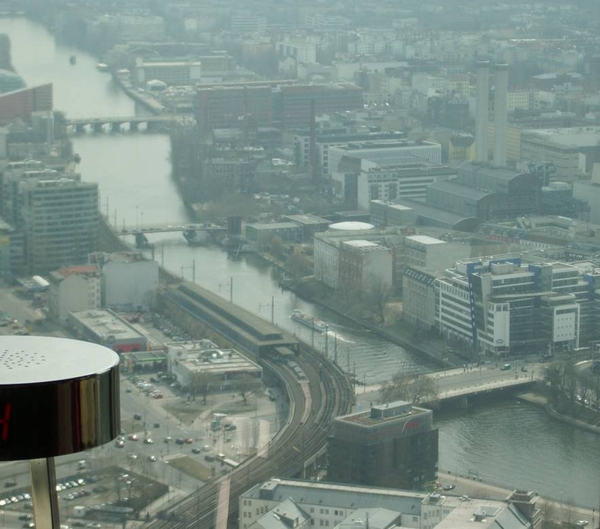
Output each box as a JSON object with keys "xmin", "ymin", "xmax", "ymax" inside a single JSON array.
[{"xmin": 434, "ymin": 256, "xmax": 600, "ymax": 355}]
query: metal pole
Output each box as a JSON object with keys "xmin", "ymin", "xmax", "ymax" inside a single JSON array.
[
  {"xmin": 271, "ymin": 296, "xmax": 274, "ymax": 324},
  {"xmin": 334, "ymin": 334, "xmax": 338, "ymax": 364},
  {"xmin": 325, "ymin": 326, "xmax": 329, "ymax": 358},
  {"xmin": 30, "ymin": 457, "xmax": 60, "ymax": 529},
  {"xmin": 192, "ymin": 259, "xmax": 196, "ymax": 283}
]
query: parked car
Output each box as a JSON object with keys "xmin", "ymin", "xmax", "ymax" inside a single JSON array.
[
  {"xmin": 500, "ymin": 363, "xmax": 511, "ymax": 371},
  {"xmin": 133, "ymin": 413, "xmax": 142, "ymax": 420}
]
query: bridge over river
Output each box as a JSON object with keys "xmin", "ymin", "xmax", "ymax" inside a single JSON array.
[
  {"xmin": 361, "ymin": 361, "xmax": 543, "ymax": 409},
  {"xmin": 65, "ymin": 114, "xmax": 188, "ymax": 133},
  {"xmin": 118, "ymin": 223, "xmax": 228, "ymax": 248}
]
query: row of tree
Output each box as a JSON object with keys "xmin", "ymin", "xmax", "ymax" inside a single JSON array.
[{"xmin": 544, "ymin": 359, "xmax": 600, "ymax": 410}]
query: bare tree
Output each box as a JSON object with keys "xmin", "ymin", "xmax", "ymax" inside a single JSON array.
[
  {"xmin": 379, "ymin": 372, "xmax": 438, "ymax": 405},
  {"xmin": 189, "ymin": 371, "xmax": 219, "ymax": 404},
  {"xmin": 538, "ymin": 499, "xmax": 558, "ymax": 529},
  {"xmin": 285, "ymin": 247, "xmax": 313, "ymax": 280},
  {"xmin": 235, "ymin": 374, "xmax": 263, "ymax": 405},
  {"xmin": 362, "ymin": 278, "xmax": 393, "ymax": 325}
]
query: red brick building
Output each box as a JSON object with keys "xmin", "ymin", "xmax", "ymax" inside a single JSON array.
[{"xmin": 0, "ymin": 84, "xmax": 53, "ymax": 123}]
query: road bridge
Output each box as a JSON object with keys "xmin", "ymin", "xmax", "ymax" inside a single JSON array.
[
  {"xmin": 118, "ymin": 223, "xmax": 226, "ymax": 236},
  {"xmin": 118, "ymin": 223, "xmax": 227, "ymax": 248}
]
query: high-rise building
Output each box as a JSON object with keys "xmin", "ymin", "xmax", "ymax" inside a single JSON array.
[
  {"xmin": 327, "ymin": 401, "xmax": 438, "ymax": 490},
  {"xmin": 21, "ymin": 177, "xmax": 99, "ymax": 273}
]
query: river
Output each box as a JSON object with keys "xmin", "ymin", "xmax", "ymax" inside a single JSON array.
[{"xmin": 3, "ymin": 16, "xmax": 599, "ymax": 509}]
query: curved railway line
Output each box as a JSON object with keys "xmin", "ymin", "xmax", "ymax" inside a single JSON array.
[
  {"xmin": 149, "ymin": 344, "xmax": 353, "ymax": 529},
  {"xmin": 98, "ymin": 219, "xmax": 354, "ymax": 529}
]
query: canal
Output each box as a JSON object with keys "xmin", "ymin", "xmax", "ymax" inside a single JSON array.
[{"xmin": 2, "ymin": 16, "xmax": 599, "ymax": 509}]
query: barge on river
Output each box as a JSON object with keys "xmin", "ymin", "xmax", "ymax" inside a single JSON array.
[{"xmin": 290, "ymin": 310, "xmax": 328, "ymax": 332}]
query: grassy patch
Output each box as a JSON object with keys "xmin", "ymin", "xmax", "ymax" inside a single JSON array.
[
  {"xmin": 168, "ymin": 456, "xmax": 213, "ymax": 481},
  {"xmin": 164, "ymin": 397, "xmax": 258, "ymax": 424}
]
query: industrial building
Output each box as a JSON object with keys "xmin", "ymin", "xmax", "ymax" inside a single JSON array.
[
  {"xmin": 429, "ymin": 164, "xmax": 539, "ymax": 221},
  {"xmin": 68, "ymin": 309, "xmax": 148, "ymax": 353},
  {"xmin": 327, "ymin": 401, "xmax": 438, "ymax": 491}
]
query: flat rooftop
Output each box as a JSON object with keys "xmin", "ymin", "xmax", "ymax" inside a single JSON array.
[
  {"xmin": 170, "ymin": 343, "xmax": 262, "ymax": 376},
  {"xmin": 70, "ymin": 309, "xmax": 146, "ymax": 341},
  {"xmin": 524, "ymin": 126, "xmax": 600, "ymax": 147},
  {"xmin": 406, "ymin": 234, "xmax": 446, "ymax": 245}
]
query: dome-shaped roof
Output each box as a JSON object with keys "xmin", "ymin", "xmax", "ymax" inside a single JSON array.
[{"xmin": 329, "ymin": 221, "xmax": 374, "ymax": 231}]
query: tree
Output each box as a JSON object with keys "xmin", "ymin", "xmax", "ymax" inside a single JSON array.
[
  {"xmin": 268, "ymin": 236, "xmax": 285, "ymax": 258},
  {"xmin": 379, "ymin": 372, "xmax": 438, "ymax": 405},
  {"xmin": 538, "ymin": 499, "xmax": 558, "ymax": 529},
  {"xmin": 235, "ymin": 374, "xmax": 262, "ymax": 405},
  {"xmin": 362, "ymin": 278, "xmax": 393, "ymax": 325},
  {"xmin": 189, "ymin": 371, "xmax": 219, "ymax": 405},
  {"xmin": 285, "ymin": 247, "xmax": 312, "ymax": 280}
]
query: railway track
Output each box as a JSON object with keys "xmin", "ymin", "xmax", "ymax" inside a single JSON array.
[{"xmin": 148, "ymin": 344, "xmax": 353, "ymax": 529}]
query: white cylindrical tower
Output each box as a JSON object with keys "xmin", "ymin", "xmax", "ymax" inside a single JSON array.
[
  {"xmin": 493, "ymin": 63, "xmax": 509, "ymax": 168},
  {"xmin": 475, "ymin": 60, "xmax": 490, "ymax": 163}
]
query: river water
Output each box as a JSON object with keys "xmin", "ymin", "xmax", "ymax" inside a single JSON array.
[{"xmin": 3, "ymin": 17, "xmax": 599, "ymax": 509}]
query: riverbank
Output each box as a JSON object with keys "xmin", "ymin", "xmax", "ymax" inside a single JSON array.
[{"xmin": 437, "ymin": 470, "xmax": 596, "ymax": 522}]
